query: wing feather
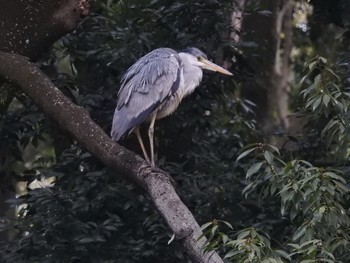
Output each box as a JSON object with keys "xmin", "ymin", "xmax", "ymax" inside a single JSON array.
[{"xmin": 111, "ymin": 48, "xmax": 182, "ymax": 141}]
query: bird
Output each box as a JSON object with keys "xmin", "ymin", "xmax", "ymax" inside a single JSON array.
[{"xmin": 111, "ymin": 47, "xmax": 233, "ymax": 167}]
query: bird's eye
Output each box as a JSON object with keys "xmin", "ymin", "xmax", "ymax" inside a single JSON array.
[{"xmin": 197, "ymin": 56, "xmax": 202, "ymax": 61}]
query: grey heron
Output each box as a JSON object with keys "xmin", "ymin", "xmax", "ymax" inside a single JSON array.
[{"xmin": 111, "ymin": 47, "xmax": 232, "ymax": 166}]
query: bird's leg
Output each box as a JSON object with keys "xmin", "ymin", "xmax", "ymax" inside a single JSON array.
[
  {"xmin": 148, "ymin": 113, "xmax": 157, "ymax": 167},
  {"xmin": 135, "ymin": 127, "xmax": 150, "ymax": 163}
]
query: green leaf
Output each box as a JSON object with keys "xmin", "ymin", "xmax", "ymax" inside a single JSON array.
[
  {"xmin": 306, "ymin": 96, "xmax": 317, "ymax": 109},
  {"xmin": 237, "ymin": 229, "xmax": 251, "ymax": 240},
  {"xmin": 266, "ymin": 144, "xmax": 280, "ymax": 154},
  {"xmin": 308, "ymin": 61, "xmax": 316, "ymax": 70},
  {"xmin": 236, "ymin": 147, "xmax": 257, "ymax": 162},
  {"xmin": 312, "ymin": 96, "xmax": 322, "ymax": 111},
  {"xmin": 220, "ymin": 220, "xmax": 233, "ymax": 229},
  {"xmin": 242, "ymin": 182, "xmax": 255, "ymax": 197},
  {"xmin": 264, "ymin": 151, "xmax": 274, "ymax": 165},
  {"xmin": 322, "ymin": 94, "xmax": 331, "ymax": 107},
  {"xmin": 292, "ymin": 183, "xmax": 298, "ymax": 192},
  {"xmin": 262, "ymin": 259, "xmax": 281, "ymax": 263},
  {"xmin": 324, "ymin": 171, "xmax": 346, "ymax": 184},
  {"xmin": 319, "ymin": 56, "xmax": 327, "ymax": 63},
  {"xmin": 246, "ymin": 162, "xmax": 263, "ymax": 178},
  {"xmin": 288, "ymin": 243, "xmax": 300, "ymax": 249},
  {"xmin": 334, "ymin": 180, "xmax": 349, "ymax": 193},
  {"xmin": 78, "ymin": 237, "xmax": 95, "ymax": 244},
  {"xmin": 224, "ymin": 250, "xmax": 244, "ymax": 259},
  {"xmin": 275, "ymin": 249, "xmax": 291, "ymax": 260},
  {"xmin": 325, "ymin": 67, "xmax": 340, "ymax": 81},
  {"xmin": 211, "ymin": 225, "xmax": 218, "ymax": 235},
  {"xmin": 167, "ymin": 233, "xmax": 175, "ymax": 245},
  {"xmin": 221, "ymin": 234, "xmax": 229, "ymax": 244},
  {"xmin": 201, "ymin": 222, "xmax": 213, "ymax": 231},
  {"xmin": 292, "ymin": 224, "xmax": 308, "ymax": 241}
]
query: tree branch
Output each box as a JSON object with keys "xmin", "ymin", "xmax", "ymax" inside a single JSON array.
[
  {"xmin": 0, "ymin": 0, "xmax": 89, "ymax": 59},
  {"xmin": 0, "ymin": 51, "xmax": 224, "ymax": 263},
  {"xmin": 0, "ymin": 0, "xmax": 89, "ymax": 113}
]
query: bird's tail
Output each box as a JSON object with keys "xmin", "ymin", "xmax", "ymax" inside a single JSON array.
[
  {"xmin": 111, "ymin": 103, "xmax": 159, "ymax": 141},
  {"xmin": 111, "ymin": 108, "xmax": 130, "ymax": 141}
]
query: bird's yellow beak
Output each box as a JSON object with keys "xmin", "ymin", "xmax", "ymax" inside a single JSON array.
[{"xmin": 201, "ymin": 59, "xmax": 233, "ymax": 76}]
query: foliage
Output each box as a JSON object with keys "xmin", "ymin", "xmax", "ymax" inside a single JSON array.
[
  {"xmin": 201, "ymin": 221, "xmax": 288, "ymax": 263},
  {"xmin": 1, "ymin": 146, "xmax": 185, "ymax": 263},
  {"xmin": 209, "ymin": 51, "xmax": 350, "ymax": 262},
  {"xmin": 295, "ymin": 56, "xmax": 350, "ymax": 160}
]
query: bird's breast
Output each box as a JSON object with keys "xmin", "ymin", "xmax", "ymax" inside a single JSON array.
[
  {"xmin": 156, "ymin": 94, "xmax": 182, "ymax": 119},
  {"xmin": 153, "ymin": 64, "xmax": 203, "ymax": 120}
]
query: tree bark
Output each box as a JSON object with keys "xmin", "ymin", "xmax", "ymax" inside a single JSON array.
[
  {"xmin": 240, "ymin": 0, "xmax": 292, "ymax": 142},
  {"xmin": 0, "ymin": 0, "xmax": 88, "ymax": 59},
  {"xmin": 271, "ymin": 0, "xmax": 293, "ymax": 132},
  {"xmin": 0, "ymin": 0, "xmax": 89, "ymax": 111},
  {"xmin": 231, "ymin": 0, "xmax": 246, "ymax": 43},
  {"xmin": 0, "ymin": 51, "xmax": 224, "ymax": 263}
]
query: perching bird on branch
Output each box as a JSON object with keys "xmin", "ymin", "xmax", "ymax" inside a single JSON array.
[{"xmin": 111, "ymin": 47, "xmax": 233, "ymax": 166}]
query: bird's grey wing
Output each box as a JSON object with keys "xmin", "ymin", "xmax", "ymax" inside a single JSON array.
[{"xmin": 111, "ymin": 48, "xmax": 182, "ymax": 141}]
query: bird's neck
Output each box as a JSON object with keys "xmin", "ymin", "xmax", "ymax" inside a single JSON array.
[{"xmin": 178, "ymin": 53, "xmax": 203, "ymax": 98}]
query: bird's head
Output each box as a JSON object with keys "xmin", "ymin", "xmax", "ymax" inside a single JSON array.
[{"xmin": 181, "ymin": 47, "xmax": 233, "ymax": 76}]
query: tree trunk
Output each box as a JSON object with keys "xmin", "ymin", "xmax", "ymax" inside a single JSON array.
[
  {"xmin": 240, "ymin": 0, "xmax": 293, "ymax": 142},
  {"xmin": 231, "ymin": 0, "xmax": 246, "ymax": 43}
]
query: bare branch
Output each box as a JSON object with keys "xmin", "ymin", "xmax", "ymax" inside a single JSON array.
[{"xmin": 0, "ymin": 51, "xmax": 224, "ymax": 263}]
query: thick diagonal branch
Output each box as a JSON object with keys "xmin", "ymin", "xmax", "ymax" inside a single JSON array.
[{"xmin": 0, "ymin": 52, "xmax": 224, "ymax": 263}]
